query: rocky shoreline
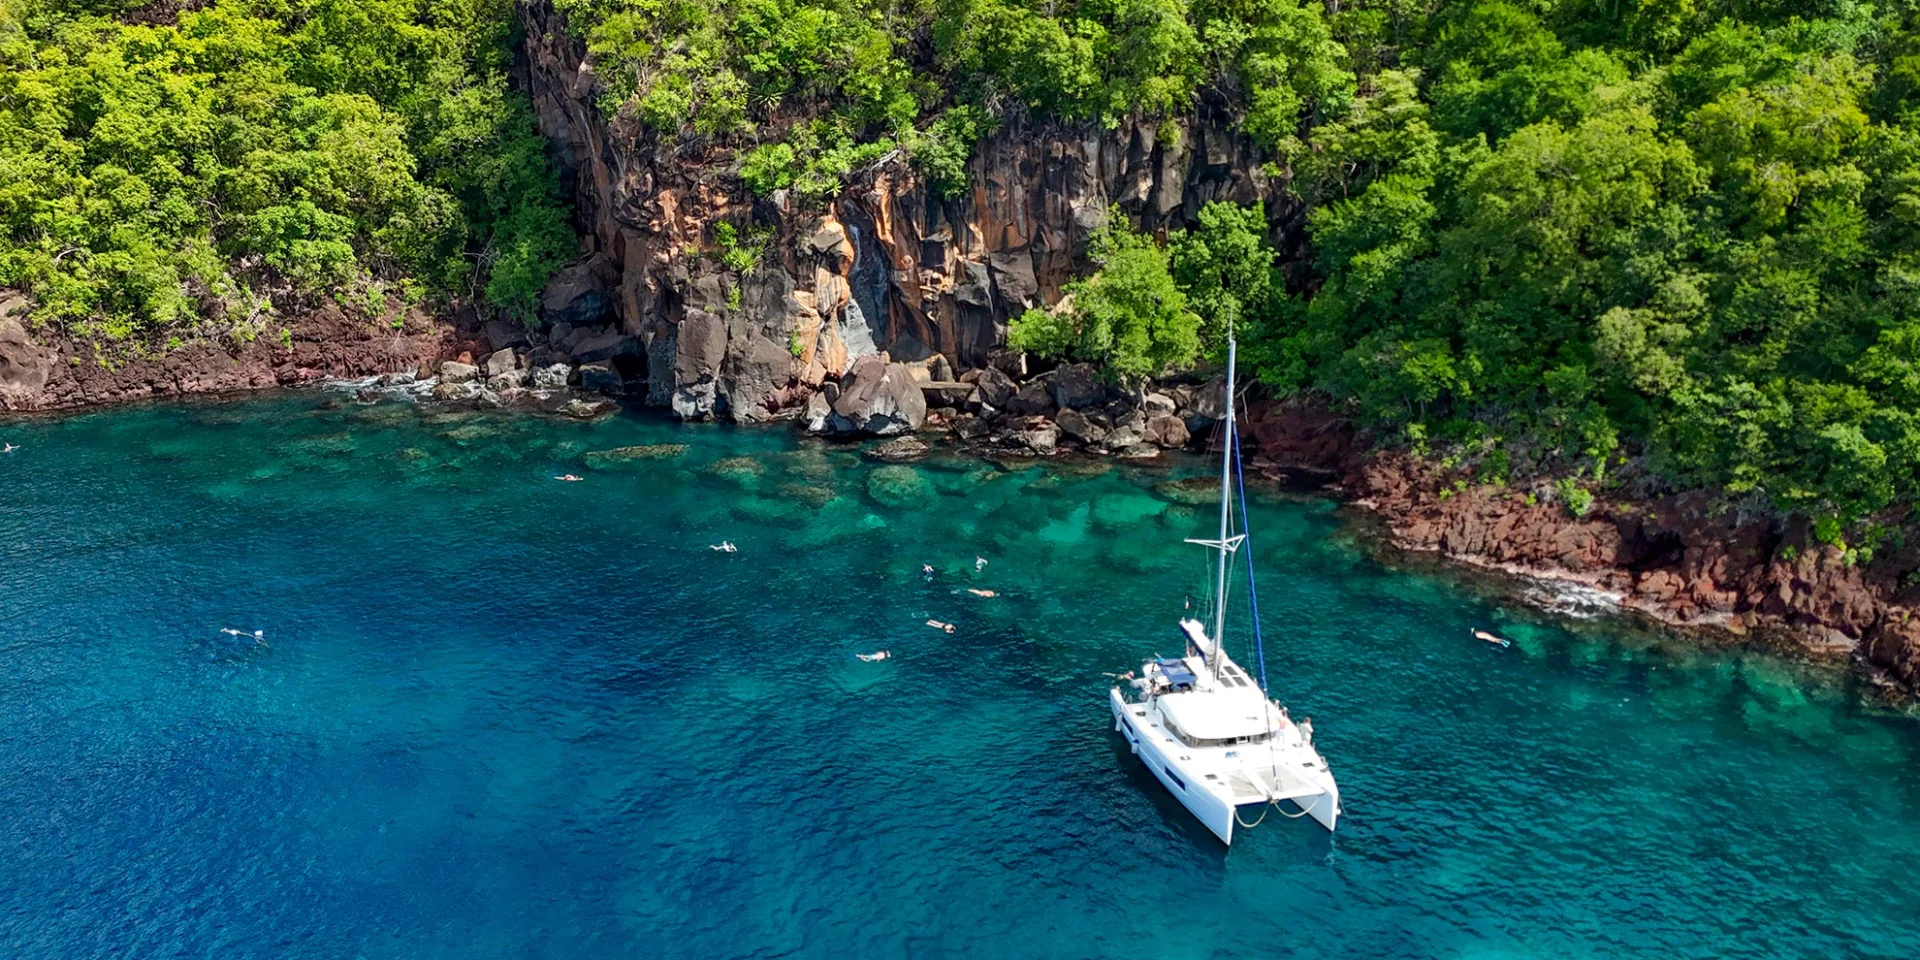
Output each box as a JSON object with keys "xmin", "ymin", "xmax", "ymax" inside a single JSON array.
[
  {"xmin": 6, "ymin": 299, "xmax": 1917, "ymax": 701},
  {"xmin": 1243, "ymin": 405, "xmax": 1920, "ymax": 702},
  {"xmin": 0, "ymin": 293, "xmax": 460, "ymax": 413}
]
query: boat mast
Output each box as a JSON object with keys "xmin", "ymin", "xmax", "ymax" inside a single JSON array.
[{"xmin": 1209, "ymin": 333, "xmax": 1237, "ymax": 683}]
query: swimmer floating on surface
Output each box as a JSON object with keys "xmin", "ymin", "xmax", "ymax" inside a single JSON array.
[
  {"xmin": 922, "ymin": 563, "xmax": 935, "ymax": 581},
  {"xmin": 967, "ymin": 588, "xmax": 996, "ymax": 598},
  {"xmin": 926, "ymin": 619, "xmax": 955, "ymax": 634},
  {"xmin": 975, "ymin": 556, "xmax": 987, "ymax": 572},
  {"xmin": 1473, "ymin": 629, "xmax": 1512, "ymax": 648},
  {"xmin": 855, "ymin": 651, "xmax": 892, "ymax": 662},
  {"xmin": 710, "ymin": 541, "xmax": 738, "ymax": 553},
  {"xmin": 554, "ymin": 474, "xmax": 583, "ymax": 482},
  {"xmin": 220, "ymin": 628, "xmax": 268, "ymax": 647}
]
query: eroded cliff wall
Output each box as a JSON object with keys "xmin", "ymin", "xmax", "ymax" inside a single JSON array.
[{"xmin": 519, "ymin": 0, "xmax": 1285, "ymax": 422}]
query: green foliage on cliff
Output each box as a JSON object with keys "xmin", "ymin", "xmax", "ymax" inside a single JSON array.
[
  {"xmin": 954, "ymin": 1, "xmax": 1920, "ymax": 522},
  {"xmin": 557, "ymin": 0, "xmax": 1356, "ymax": 199},
  {"xmin": 1247, "ymin": 1, "xmax": 1920, "ymax": 522},
  {"xmin": 0, "ymin": 0, "xmax": 574, "ymax": 342},
  {"xmin": 1010, "ymin": 207, "xmax": 1202, "ymax": 381}
]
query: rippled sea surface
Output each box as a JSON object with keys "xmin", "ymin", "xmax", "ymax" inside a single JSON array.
[{"xmin": 2, "ymin": 392, "xmax": 1917, "ymax": 959}]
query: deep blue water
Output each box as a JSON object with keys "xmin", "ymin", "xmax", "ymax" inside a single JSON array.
[{"xmin": 1, "ymin": 392, "xmax": 1916, "ymax": 959}]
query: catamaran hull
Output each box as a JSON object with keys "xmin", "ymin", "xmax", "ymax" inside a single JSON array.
[
  {"xmin": 1110, "ymin": 688, "xmax": 1339, "ymax": 842},
  {"xmin": 1111, "ymin": 689, "xmax": 1237, "ymax": 844},
  {"xmin": 1297, "ymin": 788, "xmax": 1339, "ymax": 831}
]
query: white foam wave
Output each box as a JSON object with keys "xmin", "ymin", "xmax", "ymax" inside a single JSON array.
[
  {"xmin": 320, "ymin": 372, "xmax": 437, "ymax": 400},
  {"xmin": 1521, "ymin": 580, "xmax": 1623, "ymax": 619}
]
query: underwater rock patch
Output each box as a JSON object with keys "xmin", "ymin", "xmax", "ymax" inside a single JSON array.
[
  {"xmin": 584, "ymin": 444, "xmax": 688, "ymax": 468},
  {"xmin": 704, "ymin": 456, "xmax": 766, "ymax": 488},
  {"xmin": 1153, "ymin": 477, "xmax": 1217, "ymax": 505},
  {"xmin": 866, "ymin": 465, "xmax": 936, "ymax": 509}
]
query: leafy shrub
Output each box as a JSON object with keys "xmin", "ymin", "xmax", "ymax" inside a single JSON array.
[
  {"xmin": 1010, "ymin": 207, "xmax": 1201, "ymax": 382},
  {"xmin": 1555, "ymin": 478, "xmax": 1595, "ymax": 518}
]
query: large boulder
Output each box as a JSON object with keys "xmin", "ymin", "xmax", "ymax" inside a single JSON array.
[
  {"xmin": 1050, "ymin": 364, "xmax": 1103, "ymax": 410},
  {"xmin": 1055, "ymin": 407, "xmax": 1108, "ymax": 444},
  {"xmin": 1006, "ymin": 380, "xmax": 1057, "ymax": 417},
  {"xmin": 988, "ymin": 250, "xmax": 1040, "ymax": 308},
  {"xmin": 439, "ymin": 360, "xmax": 480, "ymax": 383},
  {"xmin": 672, "ymin": 309, "xmax": 728, "ymax": 420},
  {"xmin": 1144, "ymin": 414, "xmax": 1191, "ymax": 448},
  {"xmin": 531, "ymin": 363, "xmax": 572, "ymax": 390},
  {"xmin": 924, "ymin": 382, "xmax": 975, "ymax": 408},
  {"xmin": 565, "ymin": 329, "xmax": 636, "ymax": 364},
  {"xmin": 987, "ymin": 349, "xmax": 1028, "ymax": 378},
  {"xmin": 952, "ymin": 415, "xmax": 993, "ymax": 442},
  {"xmin": 828, "ymin": 355, "xmax": 927, "ymax": 435},
  {"xmin": 722, "ymin": 332, "xmax": 795, "ymax": 423},
  {"xmin": 674, "ymin": 381, "xmax": 718, "ymax": 420},
  {"xmin": 1017, "ymin": 419, "xmax": 1061, "ymax": 456},
  {"xmin": 809, "ymin": 220, "xmax": 849, "ymax": 257},
  {"xmin": 1187, "ymin": 376, "xmax": 1228, "ymax": 422},
  {"xmin": 539, "ymin": 254, "xmax": 619, "ymax": 327},
  {"xmin": 675, "ymin": 309, "xmax": 726, "ymax": 381},
  {"xmin": 975, "ymin": 365, "xmax": 1017, "ymax": 409},
  {"xmin": 484, "ymin": 349, "xmax": 520, "ymax": 377},
  {"xmin": 578, "ymin": 362, "xmax": 624, "ymax": 394},
  {"xmin": 1141, "ymin": 392, "xmax": 1177, "ymax": 417},
  {"xmin": 803, "ymin": 390, "xmax": 833, "ymax": 433},
  {"xmin": 0, "ymin": 297, "xmax": 51, "ymax": 409},
  {"xmin": 1106, "ymin": 425, "xmax": 1144, "ymax": 449},
  {"xmin": 431, "ymin": 380, "xmax": 483, "ymax": 402},
  {"xmin": 482, "ymin": 319, "xmax": 529, "ymax": 353}
]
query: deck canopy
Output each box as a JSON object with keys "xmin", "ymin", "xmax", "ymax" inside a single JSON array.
[
  {"xmin": 1158, "ymin": 687, "xmax": 1273, "ymax": 741},
  {"xmin": 1154, "ymin": 658, "xmax": 1197, "ymax": 689}
]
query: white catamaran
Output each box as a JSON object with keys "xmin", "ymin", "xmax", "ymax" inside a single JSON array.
[{"xmin": 1108, "ymin": 333, "xmax": 1340, "ymax": 844}]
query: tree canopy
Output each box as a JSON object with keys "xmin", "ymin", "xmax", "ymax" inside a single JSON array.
[
  {"xmin": 16, "ymin": 0, "xmax": 1920, "ymax": 529},
  {"xmin": 1248, "ymin": 1, "xmax": 1920, "ymax": 527},
  {"xmin": 0, "ymin": 0, "xmax": 574, "ymax": 342}
]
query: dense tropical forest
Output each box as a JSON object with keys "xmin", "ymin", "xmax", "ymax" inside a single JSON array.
[
  {"xmin": 559, "ymin": 0, "xmax": 1920, "ymax": 528},
  {"xmin": 9, "ymin": 1, "xmax": 1920, "ymax": 532},
  {"xmin": 0, "ymin": 0, "xmax": 575, "ymax": 340}
]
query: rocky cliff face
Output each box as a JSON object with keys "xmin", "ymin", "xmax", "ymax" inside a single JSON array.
[
  {"xmin": 1244, "ymin": 404, "xmax": 1920, "ymax": 699},
  {"xmin": 518, "ymin": 0, "xmax": 1281, "ymax": 424}
]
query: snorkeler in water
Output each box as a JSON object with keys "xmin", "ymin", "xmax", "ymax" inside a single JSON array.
[
  {"xmin": 1472, "ymin": 629, "xmax": 1511, "ymax": 648},
  {"xmin": 220, "ymin": 628, "xmax": 268, "ymax": 647}
]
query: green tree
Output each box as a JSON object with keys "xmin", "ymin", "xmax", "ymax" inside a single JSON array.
[
  {"xmin": 1010, "ymin": 208, "xmax": 1201, "ymax": 381},
  {"xmin": 1169, "ymin": 201, "xmax": 1276, "ymax": 354}
]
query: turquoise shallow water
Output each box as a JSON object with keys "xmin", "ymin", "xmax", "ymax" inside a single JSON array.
[{"xmin": 1, "ymin": 392, "xmax": 1917, "ymax": 959}]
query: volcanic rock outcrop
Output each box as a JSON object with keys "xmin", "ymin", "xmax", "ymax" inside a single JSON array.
[{"xmin": 518, "ymin": 0, "xmax": 1285, "ymax": 423}]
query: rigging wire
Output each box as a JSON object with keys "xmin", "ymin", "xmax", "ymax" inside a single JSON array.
[{"xmin": 1232, "ymin": 417, "xmax": 1270, "ymax": 693}]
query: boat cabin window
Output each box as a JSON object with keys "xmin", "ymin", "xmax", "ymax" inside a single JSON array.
[{"xmin": 1162, "ymin": 716, "xmax": 1272, "ymax": 749}]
